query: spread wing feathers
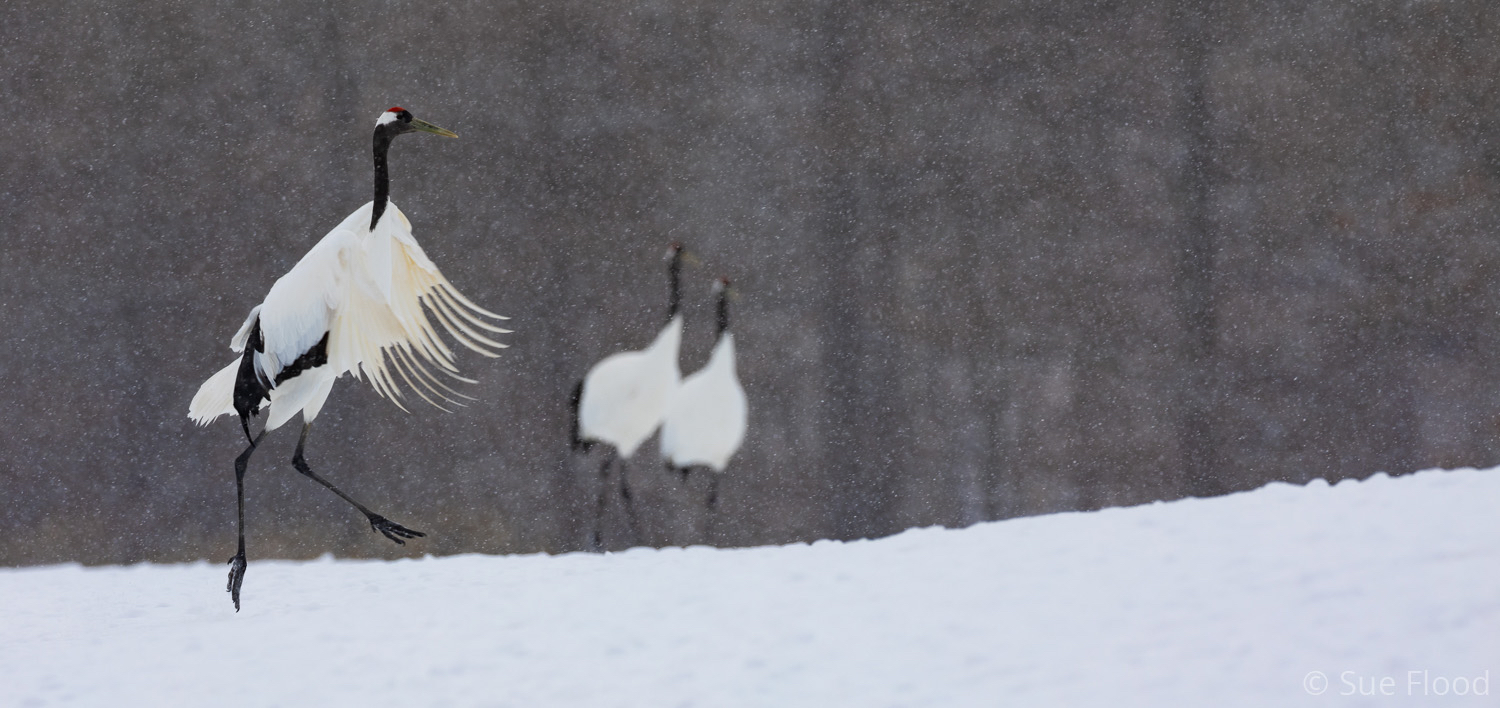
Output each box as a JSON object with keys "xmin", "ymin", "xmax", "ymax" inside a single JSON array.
[
  {"xmin": 188, "ymin": 360, "xmax": 240, "ymax": 425},
  {"xmin": 190, "ymin": 202, "xmax": 508, "ymax": 426},
  {"xmin": 230, "ymin": 305, "xmax": 263, "ymax": 353},
  {"xmin": 189, "ymin": 305, "xmax": 264, "ymax": 426},
  {"xmin": 324, "ymin": 203, "xmax": 510, "ymax": 412}
]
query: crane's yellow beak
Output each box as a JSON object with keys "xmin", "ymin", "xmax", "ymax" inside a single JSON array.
[{"xmin": 410, "ymin": 118, "xmax": 458, "ymax": 138}]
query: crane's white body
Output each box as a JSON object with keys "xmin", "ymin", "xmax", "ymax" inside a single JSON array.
[
  {"xmin": 578, "ymin": 316, "xmax": 683, "ymax": 459},
  {"xmin": 189, "ymin": 200, "xmax": 507, "ymax": 431},
  {"xmin": 660, "ymin": 333, "xmax": 746, "ymax": 471}
]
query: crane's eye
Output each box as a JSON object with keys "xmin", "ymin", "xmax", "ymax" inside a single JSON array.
[{"xmin": 399, "ymin": 110, "xmax": 413, "ymax": 123}]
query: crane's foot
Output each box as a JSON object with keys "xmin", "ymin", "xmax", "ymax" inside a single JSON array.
[
  {"xmin": 367, "ymin": 514, "xmax": 425, "ymax": 545},
  {"xmin": 227, "ymin": 552, "xmax": 247, "ymax": 612}
]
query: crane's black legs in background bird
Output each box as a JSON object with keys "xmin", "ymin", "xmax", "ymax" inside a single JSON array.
[
  {"xmin": 228, "ymin": 430, "xmax": 266, "ymax": 612},
  {"xmin": 668, "ymin": 463, "xmax": 719, "ymax": 509},
  {"xmin": 704, "ymin": 471, "xmax": 722, "ymax": 545},
  {"xmin": 588, "ymin": 450, "xmax": 640, "ymax": 551},
  {"xmin": 291, "ymin": 423, "xmax": 425, "ymax": 544},
  {"xmin": 669, "ymin": 464, "xmax": 720, "ymax": 545},
  {"xmin": 591, "ymin": 450, "xmax": 615, "ymax": 551},
  {"xmin": 619, "ymin": 458, "xmax": 639, "ymax": 541}
]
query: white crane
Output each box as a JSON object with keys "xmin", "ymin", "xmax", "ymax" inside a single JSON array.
[
  {"xmin": 188, "ymin": 107, "xmax": 509, "ymax": 610},
  {"xmin": 570, "ymin": 244, "xmax": 686, "ymax": 548},
  {"xmin": 660, "ymin": 277, "xmax": 747, "ymax": 512}
]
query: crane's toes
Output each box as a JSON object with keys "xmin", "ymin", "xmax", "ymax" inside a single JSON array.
[
  {"xmin": 226, "ymin": 553, "xmax": 247, "ymax": 612},
  {"xmin": 367, "ymin": 514, "xmax": 425, "ymax": 545}
]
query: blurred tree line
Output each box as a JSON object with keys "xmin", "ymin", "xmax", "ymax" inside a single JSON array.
[{"xmin": 3, "ymin": 0, "xmax": 1499, "ymax": 564}]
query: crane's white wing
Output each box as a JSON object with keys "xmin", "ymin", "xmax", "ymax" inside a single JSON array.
[
  {"xmin": 660, "ymin": 334, "xmax": 746, "ymax": 471},
  {"xmin": 188, "ymin": 305, "xmax": 263, "ymax": 426},
  {"xmin": 188, "ymin": 360, "xmax": 239, "ymax": 425},
  {"xmin": 578, "ymin": 316, "xmax": 683, "ymax": 458},
  {"xmin": 324, "ymin": 201, "xmax": 509, "ymax": 411},
  {"xmin": 253, "ymin": 201, "xmax": 507, "ymax": 414},
  {"xmin": 258, "ymin": 226, "xmax": 345, "ymax": 384}
]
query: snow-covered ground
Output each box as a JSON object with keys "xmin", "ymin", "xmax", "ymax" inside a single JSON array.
[{"xmin": 2, "ymin": 468, "xmax": 1496, "ymax": 707}]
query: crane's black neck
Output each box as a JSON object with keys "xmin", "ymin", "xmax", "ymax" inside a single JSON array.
[
  {"xmin": 667, "ymin": 250, "xmax": 683, "ymax": 322},
  {"xmin": 371, "ymin": 129, "xmax": 395, "ymax": 231},
  {"xmin": 716, "ymin": 286, "xmax": 730, "ymax": 338}
]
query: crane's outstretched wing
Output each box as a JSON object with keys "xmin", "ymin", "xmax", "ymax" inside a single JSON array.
[
  {"xmin": 192, "ymin": 201, "xmax": 507, "ymax": 427},
  {"xmin": 323, "ymin": 201, "xmax": 509, "ymax": 412}
]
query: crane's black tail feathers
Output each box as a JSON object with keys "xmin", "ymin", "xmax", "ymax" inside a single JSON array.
[
  {"xmin": 232, "ymin": 317, "xmax": 270, "ymax": 445},
  {"xmin": 569, "ymin": 379, "xmax": 593, "ymax": 453}
]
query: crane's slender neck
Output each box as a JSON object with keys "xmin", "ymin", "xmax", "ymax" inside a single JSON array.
[
  {"xmin": 371, "ymin": 130, "xmax": 395, "ymax": 231},
  {"xmin": 667, "ymin": 251, "xmax": 682, "ymax": 322},
  {"xmin": 716, "ymin": 287, "xmax": 730, "ymax": 338}
]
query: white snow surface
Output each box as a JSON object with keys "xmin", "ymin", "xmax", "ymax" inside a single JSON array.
[{"xmin": 3, "ymin": 467, "xmax": 1497, "ymax": 707}]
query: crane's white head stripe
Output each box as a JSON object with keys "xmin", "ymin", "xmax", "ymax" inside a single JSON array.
[{"xmin": 377, "ymin": 111, "xmax": 400, "ymax": 127}]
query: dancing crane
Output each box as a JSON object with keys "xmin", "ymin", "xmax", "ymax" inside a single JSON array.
[{"xmin": 188, "ymin": 107, "xmax": 509, "ymax": 610}]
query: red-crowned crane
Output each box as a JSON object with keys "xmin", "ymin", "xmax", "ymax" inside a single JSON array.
[
  {"xmin": 570, "ymin": 244, "xmax": 686, "ymax": 549},
  {"xmin": 660, "ymin": 277, "xmax": 746, "ymax": 512},
  {"xmin": 189, "ymin": 108, "xmax": 509, "ymax": 610}
]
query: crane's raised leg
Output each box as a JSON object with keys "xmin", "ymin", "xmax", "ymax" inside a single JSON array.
[
  {"xmin": 291, "ymin": 423, "xmax": 425, "ymax": 544},
  {"xmin": 228, "ymin": 430, "xmax": 266, "ymax": 612}
]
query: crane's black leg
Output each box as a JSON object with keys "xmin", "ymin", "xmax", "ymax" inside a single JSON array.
[
  {"xmin": 591, "ymin": 451, "xmax": 614, "ymax": 551},
  {"xmin": 706, "ymin": 472, "xmax": 720, "ymax": 512},
  {"xmin": 290, "ymin": 423, "xmax": 425, "ymax": 545},
  {"xmin": 618, "ymin": 457, "xmax": 639, "ymax": 543},
  {"xmin": 228, "ymin": 430, "xmax": 265, "ymax": 612},
  {"xmin": 703, "ymin": 471, "xmax": 722, "ymax": 546}
]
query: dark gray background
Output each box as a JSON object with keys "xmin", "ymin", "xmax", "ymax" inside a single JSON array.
[{"xmin": 4, "ymin": 0, "xmax": 1499, "ymax": 564}]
